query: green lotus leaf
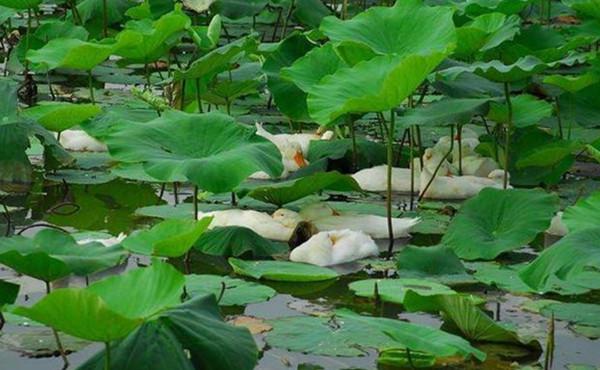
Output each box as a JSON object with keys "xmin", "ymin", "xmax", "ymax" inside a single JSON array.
[
  {"xmin": 176, "ymin": 35, "xmax": 257, "ymax": 81},
  {"xmin": 563, "ymin": 0, "xmax": 600, "ymax": 20},
  {"xmin": 454, "ymin": 13, "xmax": 521, "ymax": 58},
  {"xmin": 210, "ymin": 0, "xmax": 267, "ymax": 19},
  {"xmin": 194, "ymin": 226, "xmax": 287, "ymax": 257},
  {"xmin": 538, "ymin": 301, "xmax": 600, "ymax": 330},
  {"xmin": 563, "ymin": 191, "xmax": 600, "ymax": 233},
  {"xmin": 519, "ymin": 227, "xmax": 600, "ymax": 294},
  {"xmin": 320, "ymin": 0, "xmax": 456, "ymax": 57},
  {"xmin": 114, "ymin": 8, "xmax": 191, "ymax": 64},
  {"xmin": 122, "ymin": 218, "xmax": 212, "ymax": 257},
  {"xmin": 557, "ymin": 84, "xmax": 600, "ymax": 128},
  {"xmin": 399, "ymin": 97, "xmax": 493, "ymax": 127},
  {"xmin": 543, "ymin": 73, "xmax": 600, "ymax": 93},
  {"xmin": 0, "ymin": 280, "xmax": 19, "ymax": 307},
  {"xmin": 239, "ymin": 171, "xmax": 361, "ymax": 207},
  {"xmin": 293, "ymin": 0, "xmax": 331, "ymax": 28},
  {"xmin": 307, "ymin": 138, "xmax": 386, "ymax": 168},
  {"xmin": 455, "ymin": 0, "xmax": 531, "ymax": 16},
  {"xmin": 396, "ymin": 245, "xmax": 476, "ymax": 285},
  {"xmin": 0, "ymin": 77, "xmax": 18, "ymax": 123},
  {"xmin": 308, "ymin": 53, "xmax": 449, "ymax": 124},
  {"xmin": 0, "ymin": 229, "xmax": 127, "ymax": 282},
  {"xmin": 403, "ymin": 291, "xmax": 540, "ymax": 349},
  {"xmin": 348, "ymin": 278, "xmax": 456, "ymax": 305},
  {"xmin": 45, "ymin": 169, "xmax": 117, "ymax": 185},
  {"xmin": 263, "ymin": 33, "xmax": 315, "ymax": 121},
  {"xmin": 378, "ymin": 348, "xmax": 436, "ymax": 368},
  {"xmin": 228, "ymin": 258, "xmax": 338, "ymax": 282},
  {"xmin": 13, "ymin": 289, "xmax": 142, "ymax": 342},
  {"xmin": 22, "ymin": 102, "xmax": 101, "ymax": 132},
  {"xmin": 442, "ymin": 188, "xmax": 559, "ymax": 260},
  {"xmin": 266, "ymin": 309, "xmax": 486, "ymax": 361},
  {"xmin": 0, "ymin": 6, "xmax": 15, "ymax": 25},
  {"xmin": 516, "ymin": 139, "xmax": 583, "ymax": 169},
  {"xmin": 185, "ymin": 274, "xmax": 276, "ymax": 306},
  {"xmin": 0, "ymin": 0, "xmax": 40, "ymax": 10},
  {"xmin": 488, "ymin": 94, "xmax": 553, "ymax": 128},
  {"xmin": 438, "ymin": 55, "xmax": 570, "ymax": 83},
  {"xmin": 76, "ymin": 0, "xmax": 133, "ymax": 34},
  {"xmin": 280, "ymin": 43, "xmax": 348, "ymax": 94},
  {"xmin": 105, "ymin": 110, "xmax": 283, "ymax": 192},
  {"xmin": 434, "ymin": 68, "xmax": 504, "ymax": 98},
  {"xmin": 468, "ymin": 262, "xmax": 535, "ymax": 293},
  {"xmin": 26, "ymin": 38, "xmax": 116, "ymax": 71}
]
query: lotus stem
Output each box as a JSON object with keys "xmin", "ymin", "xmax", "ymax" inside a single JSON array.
[
  {"xmin": 104, "ymin": 342, "xmax": 111, "ymax": 370},
  {"xmin": 231, "ymin": 192, "xmax": 237, "ymax": 207},
  {"xmin": 173, "ymin": 182, "xmax": 179, "ymax": 205},
  {"xmin": 544, "ymin": 313, "xmax": 555, "ymax": 370},
  {"xmin": 348, "ymin": 116, "xmax": 357, "ymax": 171},
  {"xmin": 195, "ymin": 79, "xmax": 203, "ymax": 113},
  {"xmin": 0, "ymin": 313, "xmax": 5, "ymax": 331},
  {"xmin": 409, "ymin": 127, "xmax": 415, "ymax": 211},
  {"xmin": 416, "ymin": 126, "xmax": 424, "ymax": 169},
  {"xmin": 88, "ymin": 70, "xmax": 95, "ymax": 104},
  {"xmin": 144, "ymin": 63, "xmax": 151, "ymax": 90},
  {"xmin": 555, "ymin": 97, "xmax": 563, "ymax": 138},
  {"xmin": 216, "ymin": 281, "xmax": 226, "ymax": 304},
  {"xmin": 70, "ymin": 0, "xmax": 82, "ymax": 25},
  {"xmin": 342, "ymin": 0, "xmax": 348, "ymax": 19},
  {"xmin": 503, "ymin": 82, "xmax": 512, "ymax": 189},
  {"xmin": 271, "ymin": 7, "xmax": 283, "ymax": 41},
  {"xmin": 102, "ymin": 0, "xmax": 108, "ymax": 38},
  {"xmin": 418, "ymin": 125, "xmax": 454, "ymax": 203},
  {"xmin": 281, "ymin": 0, "xmax": 295, "ymax": 38},
  {"xmin": 458, "ymin": 124, "xmax": 463, "ymax": 176},
  {"xmin": 193, "ymin": 186, "xmax": 199, "ymax": 220},
  {"xmin": 25, "ymin": 8, "xmax": 32, "ymax": 71},
  {"xmin": 45, "ymin": 282, "xmax": 69, "ymax": 368},
  {"xmin": 385, "ymin": 109, "xmax": 396, "ymax": 259}
]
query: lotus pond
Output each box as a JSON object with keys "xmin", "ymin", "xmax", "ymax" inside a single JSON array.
[{"xmin": 1, "ymin": 0, "xmax": 600, "ymax": 369}]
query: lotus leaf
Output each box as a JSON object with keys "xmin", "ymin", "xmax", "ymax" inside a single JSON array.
[
  {"xmin": 348, "ymin": 278, "xmax": 456, "ymax": 305},
  {"xmin": 228, "ymin": 258, "xmax": 338, "ymax": 282},
  {"xmin": 563, "ymin": 191, "xmax": 600, "ymax": 233},
  {"xmin": 193, "ymin": 226, "xmax": 287, "ymax": 257},
  {"xmin": 22, "ymin": 102, "xmax": 102, "ymax": 132},
  {"xmin": 185, "ymin": 274, "xmax": 276, "ymax": 306}
]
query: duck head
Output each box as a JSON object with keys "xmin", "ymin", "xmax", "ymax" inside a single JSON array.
[{"xmin": 272, "ymin": 208, "xmax": 303, "ymax": 228}]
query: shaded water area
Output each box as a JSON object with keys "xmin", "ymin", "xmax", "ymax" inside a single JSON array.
[{"xmin": 1, "ymin": 175, "xmax": 599, "ymax": 370}]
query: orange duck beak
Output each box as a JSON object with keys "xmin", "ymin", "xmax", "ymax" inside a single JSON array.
[{"xmin": 294, "ymin": 151, "xmax": 308, "ymax": 168}]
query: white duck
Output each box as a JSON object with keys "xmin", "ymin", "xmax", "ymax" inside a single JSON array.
[
  {"xmin": 351, "ymin": 149, "xmax": 452, "ymax": 193},
  {"xmin": 453, "ymin": 155, "xmax": 499, "ymax": 177},
  {"xmin": 255, "ymin": 122, "xmax": 334, "ymax": 155},
  {"xmin": 250, "ymin": 141, "xmax": 308, "ymax": 179},
  {"xmin": 279, "ymin": 203, "xmax": 420, "ymax": 239},
  {"xmin": 197, "ymin": 209, "xmax": 299, "ymax": 241},
  {"xmin": 546, "ymin": 211, "xmax": 568, "ymax": 236},
  {"xmin": 289, "ymin": 229, "xmax": 379, "ymax": 266},
  {"xmin": 419, "ymin": 148, "xmax": 509, "ymax": 199},
  {"xmin": 57, "ymin": 129, "xmax": 107, "ymax": 152},
  {"xmin": 434, "ymin": 126, "xmax": 480, "ymax": 161}
]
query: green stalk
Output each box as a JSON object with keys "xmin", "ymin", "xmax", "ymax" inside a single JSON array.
[
  {"xmin": 195, "ymin": 78, "xmax": 203, "ymax": 113},
  {"xmin": 555, "ymin": 97, "xmax": 563, "ymax": 139},
  {"xmin": 503, "ymin": 82, "xmax": 512, "ymax": 189},
  {"xmin": 88, "ymin": 70, "xmax": 95, "ymax": 104},
  {"xmin": 104, "ymin": 342, "xmax": 111, "ymax": 370},
  {"xmin": 45, "ymin": 282, "xmax": 69, "ymax": 369},
  {"xmin": 102, "ymin": 0, "xmax": 108, "ymax": 38},
  {"xmin": 144, "ymin": 63, "xmax": 151, "ymax": 90},
  {"xmin": 457, "ymin": 124, "xmax": 463, "ymax": 176},
  {"xmin": 386, "ymin": 109, "xmax": 396, "ymax": 258},
  {"xmin": 418, "ymin": 126, "xmax": 454, "ymax": 203},
  {"xmin": 409, "ymin": 127, "xmax": 415, "ymax": 211},
  {"xmin": 25, "ymin": 7, "xmax": 32, "ymax": 71},
  {"xmin": 348, "ymin": 116, "xmax": 357, "ymax": 171}
]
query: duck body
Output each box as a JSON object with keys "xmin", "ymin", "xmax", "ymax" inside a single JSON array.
[
  {"xmin": 197, "ymin": 209, "xmax": 298, "ymax": 241},
  {"xmin": 289, "ymin": 229, "xmax": 379, "ymax": 266},
  {"xmin": 58, "ymin": 130, "xmax": 107, "ymax": 152},
  {"xmin": 298, "ymin": 203, "xmax": 420, "ymax": 239},
  {"xmin": 351, "ymin": 165, "xmax": 418, "ymax": 192},
  {"xmin": 77, "ymin": 233, "xmax": 126, "ymax": 247},
  {"xmin": 420, "ymin": 168, "xmax": 509, "ymax": 200},
  {"xmin": 546, "ymin": 211, "xmax": 568, "ymax": 236},
  {"xmin": 452, "ymin": 156, "xmax": 499, "ymax": 177}
]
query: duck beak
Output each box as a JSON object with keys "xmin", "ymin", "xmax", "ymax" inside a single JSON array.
[{"xmin": 294, "ymin": 151, "xmax": 307, "ymax": 168}]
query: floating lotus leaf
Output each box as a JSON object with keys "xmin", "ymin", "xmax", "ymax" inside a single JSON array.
[
  {"xmin": 403, "ymin": 291, "xmax": 540, "ymax": 349},
  {"xmin": 348, "ymin": 278, "xmax": 456, "ymax": 305},
  {"xmin": 442, "ymin": 188, "xmax": 559, "ymax": 260},
  {"xmin": 185, "ymin": 274, "xmax": 276, "ymax": 306},
  {"xmin": 0, "ymin": 280, "xmax": 19, "ymax": 307},
  {"xmin": 266, "ymin": 309, "xmax": 486, "ymax": 361},
  {"xmin": 105, "ymin": 110, "xmax": 283, "ymax": 193},
  {"xmin": 396, "ymin": 245, "xmax": 476, "ymax": 285},
  {"xmin": 228, "ymin": 258, "xmax": 338, "ymax": 282}
]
